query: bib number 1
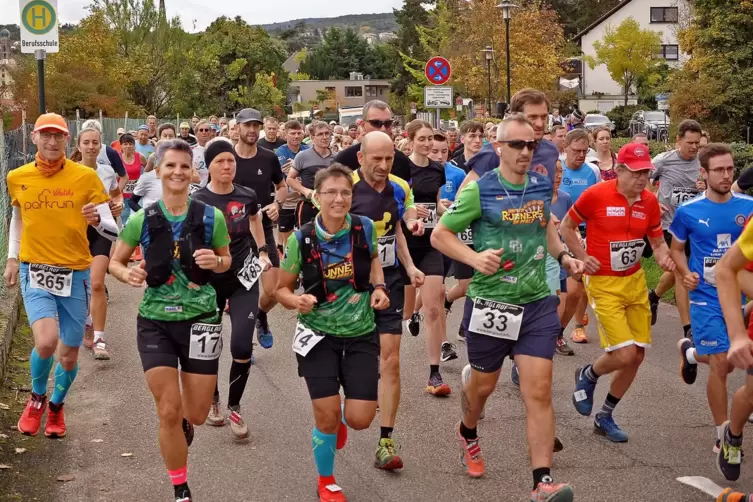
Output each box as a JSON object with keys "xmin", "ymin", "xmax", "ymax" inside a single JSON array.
[
  {"xmin": 378, "ymin": 235, "xmax": 396, "ymax": 267},
  {"xmin": 29, "ymin": 264, "xmax": 73, "ymax": 297},
  {"xmin": 292, "ymin": 322, "xmax": 325, "ymax": 357}
]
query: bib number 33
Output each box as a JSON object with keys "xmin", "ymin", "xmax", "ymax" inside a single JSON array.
[
  {"xmin": 29, "ymin": 264, "xmax": 73, "ymax": 297},
  {"xmin": 468, "ymin": 298, "xmax": 524, "ymax": 341}
]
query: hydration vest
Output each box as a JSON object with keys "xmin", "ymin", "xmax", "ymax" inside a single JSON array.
[
  {"xmin": 144, "ymin": 200, "xmax": 212, "ymax": 288},
  {"xmin": 299, "ymin": 214, "xmax": 371, "ymax": 305}
]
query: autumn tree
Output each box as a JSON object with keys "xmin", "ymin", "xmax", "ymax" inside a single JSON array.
[
  {"xmin": 391, "ymin": 0, "xmax": 434, "ymax": 113},
  {"xmin": 585, "ymin": 17, "xmax": 662, "ymax": 106},
  {"xmin": 229, "ymin": 72, "xmax": 284, "ymax": 117}
]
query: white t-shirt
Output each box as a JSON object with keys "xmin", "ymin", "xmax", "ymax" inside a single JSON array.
[
  {"xmin": 133, "ymin": 170, "xmax": 162, "ymax": 208},
  {"xmin": 95, "ymin": 163, "xmax": 118, "ymax": 193},
  {"xmin": 192, "ymin": 145, "xmax": 208, "ymax": 187}
]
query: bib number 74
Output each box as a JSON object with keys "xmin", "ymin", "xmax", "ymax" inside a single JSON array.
[{"xmin": 292, "ymin": 322, "xmax": 325, "ymax": 357}]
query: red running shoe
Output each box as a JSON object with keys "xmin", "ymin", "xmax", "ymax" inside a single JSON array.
[
  {"xmin": 318, "ymin": 476, "xmax": 346, "ymax": 502},
  {"xmin": 44, "ymin": 403, "xmax": 66, "ymax": 438},
  {"xmin": 18, "ymin": 393, "xmax": 46, "ymax": 436}
]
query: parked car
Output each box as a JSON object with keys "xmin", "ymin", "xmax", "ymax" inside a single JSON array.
[
  {"xmin": 583, "ymin": 114, "xmax": 616, "ymax": 135},
  {"xmin": 628, "ymin": 110, "xmax": 670, "ymax": 141}
]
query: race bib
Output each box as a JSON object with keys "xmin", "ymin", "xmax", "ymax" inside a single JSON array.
[
  {"xmin": 609, "ymin": 239, "xmax": 645, "ymax": 272},
  {"xmin": 188, "ymin": 183, "xmax": 202, "ymax": 195},
  {"xmin": 378, "ymin": 235, "xmax": 396, "ymax": 267},
  {"xmin": 468, "ymin": 298, "xmax": 524, "ymax": 341},
  {"xmin": 188, "ymin": 322, "xmax": 222, "ymax": 360},
  {"xmin": 292, "ymin": 322, "xmax": 325, "ymax": 357},
  {"xmin": 237, "ymin": 254, "xmax": 263, "ymax": 290},
  {"xmin": 671, "ymin": 187, "xmax": 698, "ymax": 207},
  {"xmin": 29, "ymin": 264, "xmax": 73, "ymax": 297},
  {"xmin": 421, "ymin": 203, "xmax": 438, "ymax": 229},
  {"xmin": 703, "ymin": 257, "xmax": 719, "ymax": 287},
  {"xmin": 123, "ymin": 180, "xmax": 137, "ymax": 195},
  {"xmin": 458, "ymin": 228, "xmax": 473, "ymax": 245}
]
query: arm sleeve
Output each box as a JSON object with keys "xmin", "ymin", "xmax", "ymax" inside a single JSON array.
[
  {"xmin": 107, "ymin": 146, "xmax": 126, "ymax": 177},
  {"xmin": 93, "ymin": 203, "xmax": 119, "ymax": 241},
  {"xmin": 211, "ymin": 208, "xmax": 231, "ymax": 248},
  {"xmin": 439, "ymin": 182, "xmax": 482, "ymax": 233},
  {"xmin": 280, "ymin": 233, "xmax": 301, "ymax": 275},
  {"xmin": 8, "ymin": 207, "xmax": 22, "ymax": 259}
]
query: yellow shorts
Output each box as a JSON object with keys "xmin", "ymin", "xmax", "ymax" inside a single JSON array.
[{"xmin": 584, "ymin": 269, "xmax": 651, "ymax": 352}]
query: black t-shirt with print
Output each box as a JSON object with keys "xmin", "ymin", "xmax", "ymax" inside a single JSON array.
[{"xmin": 233, "ymin": 146, "xmax": 284, "ymax": 228}]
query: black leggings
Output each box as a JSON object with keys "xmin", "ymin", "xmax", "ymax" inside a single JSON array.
[{"xmin": 214, "ymin": 277, "xmax": 260, "ymax": 361}]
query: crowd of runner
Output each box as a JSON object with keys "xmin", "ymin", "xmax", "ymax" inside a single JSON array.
[{"xmin": 6, "ymin": 89, "xmax": 753, "ymax": 502}]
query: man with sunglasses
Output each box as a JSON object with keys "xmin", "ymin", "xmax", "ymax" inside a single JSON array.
[
  {"xmin": 334, "ymin": 100, "xmax": 411, "ymax": 182},
  {"xmin": 192, "ymin": 119, "xmax": 214, "ymax": 187},
  {"xmin": 562, "ymin": 143, "xmax": 675, "ymax": 443}
]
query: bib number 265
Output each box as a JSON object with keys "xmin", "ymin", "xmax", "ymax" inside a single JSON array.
[{"xmin": 29, "ymin": 264, "xmax": 73, "ymax": 297}]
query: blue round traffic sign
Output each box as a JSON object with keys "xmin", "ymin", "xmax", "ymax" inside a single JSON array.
[{"xmin": 425, "ymin": 56, "xmax": 451, "ymax": 85}]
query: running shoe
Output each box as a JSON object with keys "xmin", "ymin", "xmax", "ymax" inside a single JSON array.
[
  {"xmin": 441, "ymin": 342, "xmax": 458, "ymax": 362},
  {"xmin": 553, "ymin": 436, "xmax": 564, "ymax": 452},
  {"xmin": 174, "ymin": 484, "xmax": 192, "ymax": 502},
  {"xmin": 460, "ymin": 364, "xmax": 485, "ymax": 420},
  {"xmin": 555, "ymin": 335, "xmax": 574, "ymax": 356},
  {"xmin": 206, "ymin": 399, "xmax": 225, "ymax": 426},
  {"xmin": 426, "ymin": 372, "xmax": 451, "ymax": 396},
  {"xmin": 572, "ymin": 366, "xmax": 597, "ymax": 416},
  {"xmin": 17, "ymin": 392, "xmax": 46, "ymax": 436},
  {"xmin": 458, "ymin": 325, "xmax": 466, "ymax": 343},
  {"xmin": 717, "ymin": 487, "xmax": 753, "ymax": 502},
  {"xmin": 594, "ymin": 413, "xmax": 628, "ymax": 443},
  {"xmin": 83, "ymin": 322, "xmax": 94, "ymax": 349},
  {"xmin": 256, "ymin": 318, "xmax": 273, "ymax": 349},
  {"xmin": 717, "ymin": 420, "xmax": 743, "ymax": 481},
  {"xmin": 228, "ymin": 407, "xmax": 249, "ymax": 439},
  {"xmin": 714, "ymin": 440, "xmax": 745, "ymax": 457},
  {"xmin": 648, "ymin": 289, "xmax": 659, "ymax": 326},
  {"xmin": 406, "ymin": 312, "xmax": 422, "ymax": 336},
  {"xmin": 317, "ymin": 477, "xmax": 346, "ymax": 502},
  {"xmin": 456, "ymin": 421, "xmax": 484, "ymax": 478},
  {"xmin": 182, "ymin": 418, "xmax": 194, "ymax": 447},
  {"xmin": 374, "ymin": 437, "xmax": 403, "ymax": 470},
  {"xmin": 531, "ymin": 477, "xmax": 574, "ymax": 502},
  {"xmin": 570, "ymin": 327, "xmax": 588, "ymax": 344},
  {"xmin": 44, "ymin": 403, "xmax": 66, "ymax": 438},
  {"xmin": 92, "ymin": 340, "xmax": 110, "ymax": 360},
  {"xmin": 678, "ymin": 338, "xmax": 697, "ymax": 385},
  {"xmin": 511, "ymin": 361, "xmax": 520, "ymax": 387}
]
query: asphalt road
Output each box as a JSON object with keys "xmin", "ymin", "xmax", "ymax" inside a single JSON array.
[{"xmin": 7, "ymin": 277, "xmax": 753, "ymax": 502}]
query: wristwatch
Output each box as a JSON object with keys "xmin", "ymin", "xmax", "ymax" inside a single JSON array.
[
  {"xmin": 217, "ymin": 256, "xmax": 223, "ymax": 268},
  {"xmin": 372, "ymin": 283, "xmax": 389, "ymax": 294},
  {"xmin": 258, "ymin": 245, "xmax": 269, "ymax": 254},
  {"xmin": 557, "ymin": 250, "xmax": 574, "ymax": 265}
]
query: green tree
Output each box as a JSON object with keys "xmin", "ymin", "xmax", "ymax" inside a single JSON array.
[
  {"xmin": 298, "ymin": 27, "xmax": 394, "ymax": 80},
  {"xmin": 585, "ymin": 17, "xmax": 662, "ymax": 106},
  {"xmin": 391, "ymin": 0, "xmax": 434, "ymax": 113},
  {"xmin": 544, "ymin": 0, "xmax": 621, "ymax": 39},
  {"xmin": 229, "ymin": 72, "xmax": 284, "ymax": 117}
]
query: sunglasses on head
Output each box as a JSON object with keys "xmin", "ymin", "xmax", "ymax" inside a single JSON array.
[
  {"xmin": 367, "ymin": 119, "xmax": 394, "ymax": 129},
  {"xmin": 499, "ymin": 140, "xmax": 537, "ymax": 150}
]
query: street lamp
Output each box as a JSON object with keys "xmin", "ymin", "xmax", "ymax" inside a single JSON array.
[
  {"xmin": 497, "ymin": 2, "xmax": 517, "ymax": 105},
  {"xmin": 481, "ymin": 46, "xmax": 494, "ymax": 118}
]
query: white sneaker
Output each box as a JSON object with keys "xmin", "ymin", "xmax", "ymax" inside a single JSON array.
[
  {"xmin": 228, "ymin": 408, "xmax": 249, "ymax": 439},
  {"xmin": 92, "ymin": 340, "xmax": 110, "ymax": 360},
  {"xmin": 460, "ymin": 364, "xmax": 485, "ymax": 420},
  {"xmin": 205, "ymin": 400, "xmax": 225, "ymax": 426}
]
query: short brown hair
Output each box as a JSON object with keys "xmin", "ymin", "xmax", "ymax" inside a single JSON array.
[
  {"xmin": 264, "ymin": 116, "xmax": 279, "ymax": 126},
  {"xmin": 551, "ymin": 125, "xmax": 567, "ymax": 136},
  {"xmin": 678, "ymin": 119, "xmax": 702, "ymax": 138},
  {"xmin": 565, "ymin": 128, "xmax": 590, "ymax": 146},
  {"xmin": 460, "ymin": 121, "xmax": 484, "ymax": 135},
  {"xmin": 510, "ymin": 88, "xmax": 550, "ymax": 114},
  {"xmin": 406, "ymin": 120, "xmax": 434, "ymax": 140},
  {"xmin": 433, "ymin": 132, "xmax": 447, "ymax": 142},
  {"xmin": 285, "ymin": 120, "xmax": 303, "ymax": 131},
  {"xmin": 698, "ymin": 143, "xmax": 733, "ymax": 170},
  {"xmin": 314, "ymin": 163, "xmax": 354, "ymax": 192}
]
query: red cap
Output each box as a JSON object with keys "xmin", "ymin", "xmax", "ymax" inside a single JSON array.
[
  {"xmin": 33, "ymin": 113, "xmax": 69, "ymax": 135},
  {"xmin": 617, "ymin": 142, "xmax": 654, "ymax": 171}
]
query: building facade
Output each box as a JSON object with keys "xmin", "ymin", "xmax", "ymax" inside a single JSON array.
[
  {"xmin": 289, "ymin": 74, "xmax": 391, "ymax": 111},
  {"xmin": 0, "ymin": 29, "xmax": 18, "ymax": 108}
]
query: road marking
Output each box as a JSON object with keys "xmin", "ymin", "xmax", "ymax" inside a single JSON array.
[{"xmin": 677, "ymin": 476, "xmax": 724, "ymax": 498}]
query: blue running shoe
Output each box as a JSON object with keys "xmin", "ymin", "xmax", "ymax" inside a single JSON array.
[
  {"xmin": 256, "ymin": 319, "xmax": 273, "ymax": 349},
  {"xmin": 718, "ymin": 420, "xmax": 743, "ymax": 481},
  {"xmin": 594, "ymin": 413, "xmax": 628, "ymax": 443},
  {"xmin": 511, "ymin": 361, "xmax": 520, "ymax": 387},
  {"xmin": 572, "ymin": 366, "xmax": 596, "ymax": 416}
]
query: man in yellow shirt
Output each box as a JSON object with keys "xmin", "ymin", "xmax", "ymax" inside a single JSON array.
[{"xmin": 3, "ymin": 113, "xmax": 117, "ymax": 439}]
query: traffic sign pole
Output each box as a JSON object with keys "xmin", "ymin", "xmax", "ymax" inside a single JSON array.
[
  {"xmin": 424, "ymin": 56, "xmax": 452, "ymax": 129},
  {"xmin": 36, "ymin": 49, "xmax": 45, "ymax": 114},
  {"xmin": 20, "ymin": 0, "xmax": 59, "ymax": 114}
]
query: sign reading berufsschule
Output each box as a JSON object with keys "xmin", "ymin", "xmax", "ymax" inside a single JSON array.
[{"xmin": 19, "ymin": 0, "xmax": 59, "ymax": 54}]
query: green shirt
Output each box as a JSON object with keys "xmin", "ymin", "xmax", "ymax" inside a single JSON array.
[
  {"xmin": 120, "ymin": 200, "xmax": 231, "ymax": 321},
  {"xmin": 281, "ymin": 214, "xmax": 378, "ymax": 337},
  {"xmin": 439, "ymin": 169, "xmax": 552, "ymax": 305}
]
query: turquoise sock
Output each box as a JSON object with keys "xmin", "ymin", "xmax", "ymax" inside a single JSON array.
[
  {"xmin": 311, "ymin": 427, "xmax": 337, "ymax": 477},
  {"xmin": 30, "ymin": 348, "xmax": 54, "ymax": 396},
  {"xmin": 50, "ymin": 362, "xmax": 78, "ymax": 405}
]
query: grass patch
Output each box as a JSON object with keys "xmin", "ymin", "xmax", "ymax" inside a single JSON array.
[{"xmin": 641, "ymin": 257, "xmax": 675, "ymax": 305}]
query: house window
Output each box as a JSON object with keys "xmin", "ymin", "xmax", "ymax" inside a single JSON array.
[
  {"xmin": 651, "ymin": 7, "xmax": 679, "ymax": 23},
  {"xmin": 345, "ymin": 86, "xmax": 363, "ymax": 97},
  {"xmin": 365, "ymin": 85, "xmax": 385, "ymax": 97},
  {"xmin": 659, "ymin": 44, "xmax": 679, "ymax": 60}
]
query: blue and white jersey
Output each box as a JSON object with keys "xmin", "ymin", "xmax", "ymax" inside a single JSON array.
[
  {"xmin": 560, "ymin": 161, "xmax": 599, "ymax": 204},
  {"xmin": 441, "ymin": 162, "xmax": 466, "ymax": 202},
  {"xmin": 669, "ymin": 192, "xmax": 753, "ymax": 302}
]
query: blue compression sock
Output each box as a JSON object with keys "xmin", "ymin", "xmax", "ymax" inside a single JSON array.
[
  {"xmin": 30, "ymin": 348, "xmax": 54, "ymax": 396},
  {"xmin": 50, "ymin": 362, "xmax": 78, "ymax": 405},
  {"xmin": 312, "ymin": 427, "xmax": 337, "ymax": 477}
]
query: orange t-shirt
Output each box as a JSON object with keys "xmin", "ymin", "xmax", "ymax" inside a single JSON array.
[{"xmin": 568, "ymin": 180, "xmax": 663, "ymax": 277}]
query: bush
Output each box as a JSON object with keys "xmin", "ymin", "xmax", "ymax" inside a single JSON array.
[
  {"xmin": 607, "ymin": 104, "xmax": 642, "ymax": 137},
  {"xmin": 611, "ymin": 138, "xmax": 671, "ymax": 158}
]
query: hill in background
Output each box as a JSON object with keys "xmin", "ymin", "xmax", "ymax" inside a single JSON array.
[{"xmin": 259, "ymin": 13, "xmax": 396, "ymax": 34}]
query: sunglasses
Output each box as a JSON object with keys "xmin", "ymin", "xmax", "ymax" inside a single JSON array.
[
  {"xmin": 367, "ymin": 119, "xmax": 394, "ymax": 129},
  {"xmin": 198, "ymin": 128, "xmax": 211, "ymax": 133},
  {"xmin": 500, "ymin": 140, "xmax": 537, "ymax": 151}
]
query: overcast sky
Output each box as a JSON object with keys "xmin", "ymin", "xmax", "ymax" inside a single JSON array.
[{"xmin": 1, "ymin": 0, "xmax": 404, "ymax": 31}]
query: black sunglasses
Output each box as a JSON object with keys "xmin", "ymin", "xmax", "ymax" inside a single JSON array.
[
  {"xmin": 367, "ymin": 119, "xmax": 394, "ymax": 129},
  {"xmin": 198, "ymin": 128, "xmax": 211, "ymax": 132},
  {"xmin": 499, "ymin": 140, "xmax": 537, "ymax": 151}
]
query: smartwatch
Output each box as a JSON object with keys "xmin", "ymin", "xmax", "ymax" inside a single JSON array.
[
  {"xmin": 258, "ymin": 245, "xmax": 269, "ymax": 254},
  {"xmin": 372, "ymin": 283, "xmax": 389, "ymax": 294}
]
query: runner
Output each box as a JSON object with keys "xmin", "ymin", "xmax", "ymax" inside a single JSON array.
[
  {"xmin": 7, "ymin": 113, "xmax": 116, "ymax": 439},
  {"xmin": 257, "ymin": 116, "xmax": 286, "ymax": 151},
  {"xmin": 275, "ymin": 163, "xmax": 388, "ymax": 502},
  {"xmin": 146, "ymin": 115, "xmax": 158, "ymax": 141},
  {"xmin": 551, "ymin": 125, "xmax": 567, "ymax": 158},
  {"xmin": 192, "ymin": 138, "xmax": 272, "ymax": 437},
  {"xmin": 648, "ymin": 120, "xmax": 703, "ymax": 332},
  {"xmin": 431, "ymin": 113, "xmax": 582, "ymax": 500},
  {"xmin": 135, "ymin": 125, "xmax": 156, "ymax": 159},
  {"xmin": 287, "ymin": 120, "xmax": 335, "ymax": 228},
  {"xmin": 451, "ymin": 121, "xmax": 484, "ymax": 174},
  {"xmin": 233, "ymin": 108, "xmax": 287, "ymax": 350},
  {"xmin": 668, "ymin": 143, "xmax": 753, "ymax": 453},
  {"xmin": 275, "ymin": 120, "xmax": 310, "ymax": 250},
  {"xmin": 562, "ymin": 142, "xmax": 675, "ymax": 442},
  {"xmin": 550, "ymin": 160, "xmax": 574, "ymax": 356},
  {"xmin": 592, "ymin": 126, "xmax": 617, "ymax": 181},
  {"xmin": 178, "ymin": 122, "xmax": 197, "ymax": 146},
  {"xmin": 109, "ymin": 139, "xmax": 232, "ymax": 502}
]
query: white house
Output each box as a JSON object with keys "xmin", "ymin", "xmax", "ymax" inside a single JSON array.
[{"xmin": 574, "ymin": 0, "xmax": 690, "ymax": 113}]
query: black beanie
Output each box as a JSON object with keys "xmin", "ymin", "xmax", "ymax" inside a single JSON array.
[{"xmin": 204, "ymin": 139, "xmax": 235, "ymax": 169}]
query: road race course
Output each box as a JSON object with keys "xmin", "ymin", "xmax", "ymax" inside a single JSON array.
[{"xmin": 14, "ymin": 277, "xmax": 753, "ymax": 501}]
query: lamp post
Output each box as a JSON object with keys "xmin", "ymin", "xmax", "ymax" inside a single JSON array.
[
  {"xmin": 497, "ymin": 2, "xmax": 517, "ymax": 105},
  {"xmin": 481, "ymin": 46, "xmax": 494, "ymax": 117}
]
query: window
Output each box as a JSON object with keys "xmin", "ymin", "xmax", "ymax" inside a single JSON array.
[
  {"xmin": 365, "ymin": 85, "xmax": 385, "ymax": 97},
  {"xmin": 651, "ymin": 7, "xmax": 678, "ymax": 23},
  {"xmin": 345, "ymin": 86, "xmax": 363, "ymax": 97},
  {"xmin": 659, "ymin": 44, "xmax": 679, "ymax": 60}
]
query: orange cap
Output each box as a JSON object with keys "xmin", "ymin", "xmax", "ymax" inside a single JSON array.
[{"xmin": 33, "ymin": 113, "xmax": 69, "ymax": 135}]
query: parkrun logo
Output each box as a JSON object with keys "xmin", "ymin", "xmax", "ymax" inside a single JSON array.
[
  {"xmin": 24, "ymin": 189, "xmax": 74, "ymax": 210},
  {"xmin": 500, "ymin": 200, "xmax": 547, "ymax": 226}
]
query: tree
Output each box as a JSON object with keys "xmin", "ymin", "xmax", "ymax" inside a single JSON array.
[
  {"xmin": 390, "ymin": 0, "xmax": 434, "ymax": 113},
  {"xmin": 585, "ymin": 17, "xmax": 662, "ymax": 106},
  {"xmin": 544, "ymin": 0, "xmax": 621, "ymax": 39},
  {"xmin": 298, "ymin": 27, "xmax": 394, "ymax": 80},
  {"xmin": 229, "ymin": 72, "xmax": 284, "ymax": 117}
]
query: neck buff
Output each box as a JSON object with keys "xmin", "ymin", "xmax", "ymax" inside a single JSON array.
[{"xmin": 35, "ymin": 152, "xmax": 66, "ymax": 177}]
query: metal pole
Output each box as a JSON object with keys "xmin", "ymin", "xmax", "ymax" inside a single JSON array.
[
  {"xmin": 486, "ymin": 58, "xmax": 491, "ymax": 118},
  {"xmin": 436, "ymin": 108, "xmax": 440, "ymax": 129},
  {"xmin": 505, "ymin": 18, "xmax": 512, "ymax": 104},
  {"xmin": 35, "ymin": 50, "xmax": 46, "ymax": 115}
]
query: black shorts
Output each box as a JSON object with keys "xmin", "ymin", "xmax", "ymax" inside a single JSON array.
[
  {"xmin": 213, "ymin": 273, "xmax": 260, "ymax": 361},
  {"xmin": 136, "ymin": 314, "xmax": 222, "ymax": 375},
  {"xmin": 295, "ymin": 200, "xmax": 317, "ymax": 228},
  {"xmin": 375, "ymin": 267, "xmax": 405, "ymax": 335},
  {"xmin": 296, "ymin": 329, "xmax": 380, "ymax": 401},
  {"xmin": 453, "ymin": 246, "xmax": 476, "ymax": 281},
  {"xmin": 403, "ymin": 247, "xmax": 445, "ymax": 280},
  {"xmin": 87, "ymin": 226, "xmax": 112, "ymax": 258},
  {"xmin": 664, "ymin": 230, "xmax": 690, "ymax": 258},
  {"xmin": 278, "ymin": 208, "xmax": 296, "ymax": 234},
  {"xmin": 443, "ymin": 254, "xmax": 453, "ymax": 279},
  {"xmin": 252, "ymin": 224, "xmax": 280, "ymax": 268}
]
